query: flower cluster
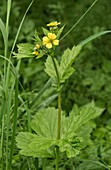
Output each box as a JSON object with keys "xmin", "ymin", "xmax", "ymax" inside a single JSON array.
[
  {"xmin": 32, "ymin": 21, "xmax": 62, "ymax": 58},
  {"xmin": 33, "ymin": 44, "xmax": 40, "ymax": 56}
]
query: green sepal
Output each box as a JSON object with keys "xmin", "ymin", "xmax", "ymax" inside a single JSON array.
[
  {"xmin": 36, "ymin": 50, "xmax": 45, "ymax": 59},
  {"xmin": 33, "ymin": 30, "xmax": 42, "ymax": 43},
  {"xmin": 57, "ymin": 26, "xmax": 65, "ymax": 39},
  {"xmin": 42, "ymin": 27, "xmax": 49, "ymax": 35}
]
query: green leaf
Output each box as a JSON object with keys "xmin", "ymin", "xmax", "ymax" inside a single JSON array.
[
  {"xmin": 11, "ymin": 0, "xmax": 34, "ymax": 53},
  {"xmin": 61, "ymin": 102, "xmax": 96, "ymax": 140},
  {"xmin": 31, "ymin": 107, "xmax": 58, "ymax": 139},
  {"xmin": 16, "ymin": 103, "xmax": 103, "ymax": 159},
  {"xmin": 59, "ymin": 102, "xmax": 103, "ymax": 158},
  {"xmin": 60, "ymin": 45, "xmax": 82, "ymax": 83},
  {"xmin": 14, "ymin": 43, "xmax": 34, "ymax": 59},
  {"xmin": 79, "ymin": 30, "xmax": 111, "ymax": 46},
  {"xmin": 16, "ymin": 107, "xmax": 59, "ymax": 157},
  {"xmin": 58, "ymin": 137, "xmax": 82, "ymax": 158},
  {"xmin": 16, "ymin": 132, "xmax": 55, "ymax": 157},
  {"xmin": 45, "ymin": 55, "xmax": 60, "ymax": 87},
  {"xmin": 83, "ymin": 101, "xmax": 104, "ymax": 118}
]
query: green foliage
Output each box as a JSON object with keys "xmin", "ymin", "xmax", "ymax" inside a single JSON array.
[
  {"xmin": 45, "ymin": 45, "xmax": 82, "ymax": 88},
  {"xmin": 0, "ymin": 18, "xmax": 8, "ymax": 47},
  {"xmin": 16, "ymin": 132, "xmax": 55, "ymax": 158},
  {"xmin": 45, "ymin": 55, "xmax": 60, "ymax": 87},
  {"xmin": 16, "ymin": 102, "xmax": 103, "ymax": 159},
  {"xmin": 13, "ymin": 43, "xmax": 34, "ymax": 59},
  {"xmin": 60, "ymin": 45, "xmax": 82, "ymax": 83}
]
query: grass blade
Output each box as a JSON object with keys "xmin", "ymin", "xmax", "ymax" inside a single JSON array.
[
  {"xmin": 8, "ymin": 75, "xmax": 18, "ymax": 170},
  {"xmin": 60, "ymin": 0, "xmax": 98, "ymax": 41},
  {"xmin": 0, "ymin": 18, "xmax": 8, "ymax": 48},
  {"xmin": 29, "ymin": 78, "xmax": 51, "ymax": 108},
  {"xmin": 11, "ymin": 0, "xmax": 34, "ymax": 53},
  {"xmin": 79, "ymin": 30, "xmax": 111, "ymax": 46}
]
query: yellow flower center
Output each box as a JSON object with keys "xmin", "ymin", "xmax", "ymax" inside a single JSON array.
[{"xmin": 43, "ymin": 33, "xmax": 59, "ymax": 49}]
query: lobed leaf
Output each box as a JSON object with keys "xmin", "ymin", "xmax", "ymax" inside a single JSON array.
[
  {"xmin": 61, "ymin": 104, "xmax": 95, "ymax": 140},
  {"xmin": 16, "ymin": 132, "xmax": 55, "ymax": 157},
  {"xmin": 45, "ymin": 55, "xmax": 60, "ymax": 87},
  {"xmin": 16, "ymin": 103, "xmax": 104, "ymax": 158},
  {"xmin": 58, "ymin": 136, "xmax": 82, "ymax": 158},
  {"xmin": 60, "ymin": 45, "xmax": 82, "ymax": 83},
  {"xmin": 31, "ymin": 107, "xmax": 58, "ymax": 139},
  {"xmin": 14, "ymin": 43, "xmax": 34, "ymax": 59}
]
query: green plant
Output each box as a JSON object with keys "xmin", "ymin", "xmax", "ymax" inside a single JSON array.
[
  {"xmin": 1, "ymin": 0, "xmax": 111, "ymax": 169},
  {"xmin": 14, "ymin": 15, "xmax": 111, "ymax": 169}
]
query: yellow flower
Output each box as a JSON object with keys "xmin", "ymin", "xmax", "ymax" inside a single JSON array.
[
  {"xmin": 43, "ymin": 33, "xmax": 59, "ymax": 49},
  {"xmin": 47, "ymin": 21, "xmax": 61, "ymax": 27},
  {"xmin": 34, "ymin": 44, "xmax": 40, "ymax": 50},
  {"xmin": 36, "ymin": 44, "xmax": 40, "ymax": 49},
  {"xmin": 33, "ymin": 51, "xmax": 39, "ymax": 56}
]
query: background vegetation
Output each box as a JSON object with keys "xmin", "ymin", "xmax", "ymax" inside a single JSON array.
[{"xmin": 0, "ymin": 0, "xmax": 111, "ymax": 169}]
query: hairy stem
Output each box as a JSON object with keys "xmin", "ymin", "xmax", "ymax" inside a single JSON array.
[{"xmin": 51, "ymin": 55, "xmax": 61, "ymax": 170}]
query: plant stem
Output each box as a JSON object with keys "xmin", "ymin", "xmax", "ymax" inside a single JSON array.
[
  {"xmin": 55, "ymin": 146, "xmax": 59, "ymax": 170},
  {"xmin": 34, "ymin": 158, "xmax": 39, "ymax": 170},
  {"xmin": 55, "ymin": 91, "xmax": 61, "ymax": 170},
  {"xmin": 51, "ymin": 55, "xmax": 61, "ymax": 170},
  {"xmin": 42, "ymin": 158, "xmax": 47, "ymax": 170},
  {"xmin": 57, "ymin": 91, "xmax": 61, "ymax": 139}
]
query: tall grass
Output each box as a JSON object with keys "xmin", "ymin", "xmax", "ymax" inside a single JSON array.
[{"xmin": 0, "ymin": 0, "xmax": 35, "ymax": 169}]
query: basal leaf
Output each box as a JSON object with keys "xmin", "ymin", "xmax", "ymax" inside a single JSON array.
[
  {"xmin": 16, "ymin": 132, "xmax": 55, "ymax": 157},
  {"xmin": 60, "ymin": 45, "xmax": 82, "ymax": 83},
  {"xmin": 59, "ymin": 102, "xmax": 104, "ymax": 157},
  {"xmin": 83, "ymin": 101, "xmax": 104, "ymax": 118},
  {"xmin": 58, "ymin": 136, "xmax": 82, "ymax": 158},
  {"xmin": 16, "ymin": 107, "xmax": 61, "ymax": 158},
  {"xmin": 61, "ymin": 102, "xmax": 96, "ymax": 139},
  {"xmin": 31, "ymin": 107, "xmax": 58, "ymax": 139},
  {"xmin": 14, "ymin": 43, "xmax": 34, "ymax": 59},
  {"xmin": 45, "ymin": 55, "xmax": 60, "ymax": 87}
]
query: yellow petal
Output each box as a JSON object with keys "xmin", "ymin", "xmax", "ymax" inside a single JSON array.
[
  {"xmin": 48, "ymin": 33, "xmax": 56, "ymax": 40},
  {"xmin": 53, "ymin": 40, "xmax": 59, "ymax": 45},
  {"xmin": 47, "ymin": 21, "xmax": 61, "ymax": 27},
  {"xmin": 43, "ymin": 36, "xmax": 49, "ymax": 44},
  {"xmin": 46, "ymin": 43, "xmax": 52, "ymax": 49}
]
